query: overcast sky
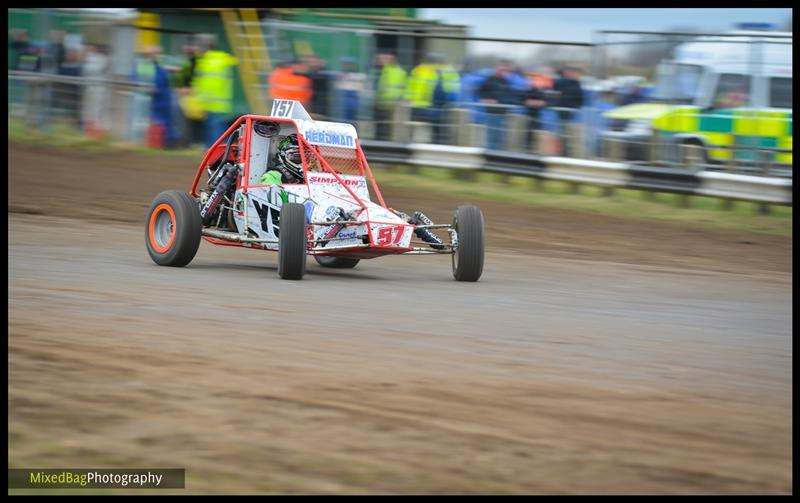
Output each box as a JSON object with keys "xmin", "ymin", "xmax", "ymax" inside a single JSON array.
[{"xmin": 419, "ymin": 8, "xmax": 792, "ymax": 43}]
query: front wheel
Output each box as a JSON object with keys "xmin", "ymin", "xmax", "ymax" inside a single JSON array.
[
  {"xmin": 278, "ymin": 203, "xmax": 308, "ymax": 280},
  {"xmin": 452, "ymin": 205, "xmax": 485, "ymax": 282},
  {"xmin": 145, "ymin": 190, "xmax": 202, "ymax": 267}
]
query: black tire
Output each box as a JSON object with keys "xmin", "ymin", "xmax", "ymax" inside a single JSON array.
[
  {"xmin": 314, "ymin": 255, "xmax": 360, "ymax": 269},
  {"xmin": 145, "ymin": 190, "xmax": 202, "ymax": 267},
  {"xmin": 452, "ymin": 205, "xmax": 485, "ymax": 282},
  {"xmin": 278, "ymin": 203, "xmax": 307, "ymax": 280},
  {"xmin": 679, "ymin": 139, "xmax": 708, "ymax": 172}
]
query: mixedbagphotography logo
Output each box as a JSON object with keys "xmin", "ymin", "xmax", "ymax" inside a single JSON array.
[{"xmin": 8, "ymin": 469, "xmax": 185, "ymax": 489}]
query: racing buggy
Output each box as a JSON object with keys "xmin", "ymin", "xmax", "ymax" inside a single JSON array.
[{"xmin": 145, "ymin": 100, "xmax": 484, "ymax": 281}]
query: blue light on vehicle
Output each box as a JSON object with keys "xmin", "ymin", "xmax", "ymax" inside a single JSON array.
[{"xmin": 735, "ymin": 22, "xmax": 775, "ymax": 31}]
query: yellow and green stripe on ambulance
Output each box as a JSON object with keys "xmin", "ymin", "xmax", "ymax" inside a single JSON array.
[{"xmin": 652, "ymin": 107, "xmax": 792, "ymax": 165}]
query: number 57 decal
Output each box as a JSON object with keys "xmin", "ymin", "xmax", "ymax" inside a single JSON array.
[
  {"xmin": 270, "ymin": 99, "xmax": 295, "ymax": 117},
  {"xmin": 376, "ymin": 225, "xmax": 406, "ymax": 246}
]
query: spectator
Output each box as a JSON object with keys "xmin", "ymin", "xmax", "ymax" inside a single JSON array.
[
  {"xmin": 585, "ymin": 82, "xmax": 620, "ymax": 157},
  {"xmin": 430, "ymin": 54, "xmax": 460, "ymax": 144},
  {"xmin": 522, "ymin": 78, "xmax": 547, "ymax": 153},
  {"xmin": 42, "ymin": 30, "xmax": 66, "ymax": 75},
  {"xmin": 173, "ymin": 42, "xmax": 198, "ymax": 89},
  {"xmin": 374, "ymin": 52, "xmax": 406, "ymax": 141},
  {"xmin": 268, "ymin": 58, "xmax": 312, "ymax": 109},
  {"xmin": 603, "ymin": 82, "xmax": 627, "ymax": 131},
  {"xmin": 334, "ymin": 57, "xmax": 367, "ymax": 124},
  {"xmin": 16, "ymin": 42, "xmax": 39, "ymax": 72},
  {"xmin": 144, "ymin": 45, "xmax": 178, "ymax": 148},
  {"xmin": 49, "ymin": 32, "xmax": 69, "ymax": 123},
  {"xmin": 9, "ymin": 29, "xmax": 31, "ymax": 70},
  {"xmin": 531, "ymin": 67, "xmax": 554, "ymax": 92},
  {"xmin": 18, "ymin": 41, "xmax": 45, "ymax": 124},
  {"xmin": 619, "ymin": 79, "xmax": 646, "ymax": 107},
  {"xmin": 553, "ymin": 66, "xmax": 585, "ymax": 156},
  {"xmin": 458, "ymin": 62, "xmax": 488, "ymax": 123},
  {"xmin": 57, "ymin": 46, "xmax": 83, "ymax": 128},
  {"xmin": 303, "ymin": 54, "xmax": 333, "ymax": 120},
  {"xmin": 9, "ymin": 29, "xmax": 33, "ymax": 116},
  {"xmin": 508, "ymin": 65, "xmax": 531, "ymax": 98},
  {"xmin": 534, "ymin": 66, "xmax": 562, "ymax": 142},
  {"xmin": 26, "ymin": 30, "xmax": 66, "ymax": 128},
  {"xmin": 128, "ymin": 47, "xmax": 158, "ymax": 143},
  {"xmin": 174, "ymin": 41, "xmax": 205, "ymax": 147},
  {"xmin": 478, "ymin": 59, "xmax": 516, "ymax": 151},
  {"xmin": 405, "ymin": 52, "xmax": 460, "ymax": 144},
  {"xmin": 81, "ymin": 44, "xmax": 111, "ymax": 137},
  {"xmin": 194, "ymin": 34, "xmax": 238, "ymax": 147},
  {"xmin": 554, "ymin": 66, "xmax": 584, "ymax": 110}
]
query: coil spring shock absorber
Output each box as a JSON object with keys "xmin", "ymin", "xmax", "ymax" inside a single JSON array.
[{"xmin": 200, "ymin": 164, "xmax": 239, "ymax": 226}]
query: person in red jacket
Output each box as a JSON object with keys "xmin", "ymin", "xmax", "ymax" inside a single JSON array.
[{"xmin": 268, "ymin": 59, "xmax": 312, "ymax": 109}]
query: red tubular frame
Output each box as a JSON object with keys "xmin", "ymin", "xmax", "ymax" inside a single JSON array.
[
  {"xmin": 190, "ymin": 116, "xmax": 248, "ymax": 197},
  {"xmin": 355, "ymin": 140, "xmax": 388, "ymax": 209}
]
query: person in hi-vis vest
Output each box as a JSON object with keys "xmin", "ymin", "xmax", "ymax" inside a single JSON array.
[
  {"xmin": 374, "ymin": 52, "xmax": 406, "ymax": 141},
  {"xmin": 404, "ymin": 53, "xmax": 460, "ymax": 144},
  {"xmin": 193, "ymin": 34, "xmax": 238, "ymax": 147}
]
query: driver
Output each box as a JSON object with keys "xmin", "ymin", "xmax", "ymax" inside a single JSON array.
[{"xmin": 260, "ymin": 133, "xmax": 304, "ymax": 185}]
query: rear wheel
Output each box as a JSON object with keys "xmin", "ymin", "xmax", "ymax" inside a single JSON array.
[
  {"xmin": 145, "ymin": 190, "xmax": 202, "ymax": 267},
  {"xmin": 452, "ymin": 205, "xmax": 485, "ymax": 282},
  {"xmin": 314, "ymin": 256, "xmax": 360, "ymax": 269},
  {"xmin": 278, "ymin": 203, "xmax": 307, "ymax": 280}
]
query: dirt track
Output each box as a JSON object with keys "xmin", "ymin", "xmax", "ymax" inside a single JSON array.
[{"xmin": 8, "ymin": 144, "xmax": 792, "ymax": 494}]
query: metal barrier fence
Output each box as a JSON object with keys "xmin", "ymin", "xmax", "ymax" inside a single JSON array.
[
  {"xmin": 9, "ymin": 69, "xmax": 791, "ymax": 181},
  {"xmin": 8, "ymin": 70, "xmax": 153, "ymax": 142},
  {"xmin": 9, "ymin": 69, "xmax": 792, "ymax": 178},
  {"xmin": 359, "ymin": 140, "xmax": 793, "ymax": 206}
]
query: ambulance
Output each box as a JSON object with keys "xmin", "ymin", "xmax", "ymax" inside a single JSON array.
[{"xmin": 602, "ymin": 28, "xmax": 792, "ymax": 171}]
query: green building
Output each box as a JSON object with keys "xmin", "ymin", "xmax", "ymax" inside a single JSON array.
[
  {"xmin": 140, "ymin": 8, "xmax": 466, "ymax": 115},
  {"xmin": 9, "ymin": 8, "xmax": 466, "ymax": 116}
]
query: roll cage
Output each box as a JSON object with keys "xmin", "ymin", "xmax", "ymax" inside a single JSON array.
[{"xmin": 189, "ymin": 114, "xmax": 389, "ymax": 212}]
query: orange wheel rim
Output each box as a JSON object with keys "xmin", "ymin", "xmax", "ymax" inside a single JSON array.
[{"xmin": 149, "ymin": 203, "xmax": 176, "ymax": 253}]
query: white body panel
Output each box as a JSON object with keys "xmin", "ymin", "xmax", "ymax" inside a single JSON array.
[{"xmin": 232, "ymin": 175, "xmax": 411, "ymax": 251}]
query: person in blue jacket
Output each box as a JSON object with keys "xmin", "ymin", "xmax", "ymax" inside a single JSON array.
[
  {"xmin": 146, "ymin": 45, "xmax": 178, "ymax": 148},
  {"xmin": 478, "ymin": 60, "xmax": 518, "ymax": 150}
]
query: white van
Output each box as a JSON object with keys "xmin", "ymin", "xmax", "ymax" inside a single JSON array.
[{"xmin": 603, "ymin": 30, "xmax": 792, "ymax": 169}]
